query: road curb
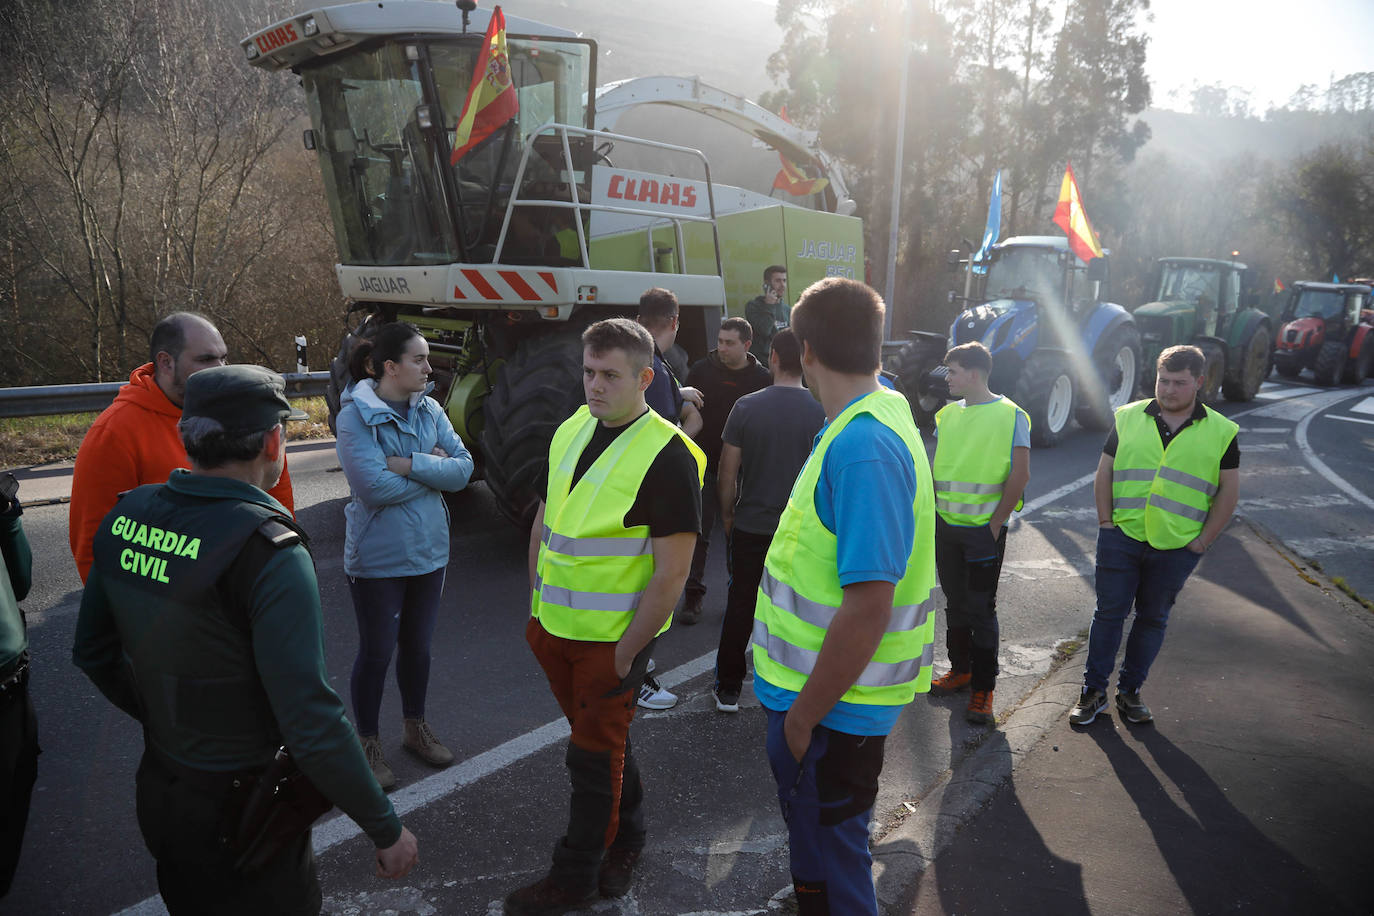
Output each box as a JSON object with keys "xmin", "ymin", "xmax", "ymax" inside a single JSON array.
[{"xmin": 873, "ymin": 647, "xmax": 1084, "ymax": 913}]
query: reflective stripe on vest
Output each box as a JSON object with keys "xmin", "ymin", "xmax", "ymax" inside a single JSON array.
[
  {"xmin": 1110, "ymin": 399, "xmax": 1237, "ymax": 549},
  {"xmin": 532, "ymin": 406, "xmax": 705, "ymax": 642},
  {"xmin": 751, "ymin": 387, "xmax": 937, "ymax": 706},
  {"xmin": 931, "ymin": 396, "xmax": 1028, "ymax": 526}
]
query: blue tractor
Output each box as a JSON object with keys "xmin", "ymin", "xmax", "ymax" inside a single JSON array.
[{"xmin": 889, "ymin": 236, "xmax": 1141, "ymax": 447}]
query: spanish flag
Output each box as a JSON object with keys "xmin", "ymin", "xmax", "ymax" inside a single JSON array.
[
  {"xmin": 1052, "ymin": 162, "xmax": 1104, "ymax": 264},
  {"xmin": 450, "ymin": 7, "xmax": 518, "ymax": 165},
  {"xmin": 1274, "ymin": 277, "xmax": 1286, "ymax": 294},
  {"xmin": 772, "ymin": 107, "xmax": 829, "ymax": 197}
]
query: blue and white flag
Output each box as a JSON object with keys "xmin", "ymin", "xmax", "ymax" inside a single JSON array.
[{"xmin": 972, "ymin": 169, "xmax": 1002, "ymax": 274}]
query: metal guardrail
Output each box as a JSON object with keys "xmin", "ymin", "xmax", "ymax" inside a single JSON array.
[{"xmin": 0, "ymin": 371, "xmax": 330, "ymax": 419}]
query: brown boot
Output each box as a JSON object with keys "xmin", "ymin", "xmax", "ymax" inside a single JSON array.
[
  {"xmin": 930, "ymin": 670, "xmax": 972, "ymax": 695},
  {"xmin": 403, "ymin": 718, "xmax": 454, "ymax": 768},
  {"xmin": 360, "ymin": 734, "xmax": 396, "ymax": 790},
  {"xmin": 966, "ymin": 689, "xmax": 995, "ymax": 726},
  {"xmin": 503, "ymin": 875, "xmax": 598, "ymax": 915},
  {"xmin": 598, "ymin": 844, "xmax": 642, "ymax": 898}
]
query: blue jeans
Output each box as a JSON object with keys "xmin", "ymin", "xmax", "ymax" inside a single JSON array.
[
  {"xmin": 348, "ymin": 568, "xmax": 446, "ymax": 736},
  {"xmin": 1086, "ymin": 526, "xmax": 1201, "ymax": 692},
  {"xmin": 765, "ymin": 708, "xmax": 885, "ymax": 916}
]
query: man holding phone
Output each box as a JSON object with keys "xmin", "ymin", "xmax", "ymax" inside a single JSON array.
[{"xmin": 745, "ymin": 265, "xmax": 789, "ymax": 362}]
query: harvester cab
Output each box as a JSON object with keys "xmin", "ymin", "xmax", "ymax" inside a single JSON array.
[
  {"xmin": 241, "ymin": 1, "xmax": 862, "ymax": 525},
  {"xmin": 889, "ymin": 236, "xmax": 1138, "ymax": 447},
  {"xmin": 1272, "ymin": 281, "xmax": 1374, "ymax": 386},
  {"xmin": 1133, "ymin": 257, "xmax": 1272, "ymax": 402}
]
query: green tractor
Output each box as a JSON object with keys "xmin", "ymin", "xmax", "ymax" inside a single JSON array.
[{"xmin": 1133, "ymin": 257, "xmax": 1272, "ymax": 402}]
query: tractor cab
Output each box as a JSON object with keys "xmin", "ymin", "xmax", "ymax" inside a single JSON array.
[
  {"xmin": 244, "ymin": 4, "xmax": 596, "ymax": 268},
  {"xmin": 1142, "ymin": 258, "xmax": 1244, "ymax": 338}
]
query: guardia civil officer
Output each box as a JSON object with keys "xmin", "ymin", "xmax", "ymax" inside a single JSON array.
[{"xmin": 73, "ymin": 365, "xmax": 418, "ymax": 915}]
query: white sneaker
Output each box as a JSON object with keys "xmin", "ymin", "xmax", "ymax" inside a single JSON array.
[{"xmin": 637, "ymin": 674, "xmax": 677, "ymax": 710}]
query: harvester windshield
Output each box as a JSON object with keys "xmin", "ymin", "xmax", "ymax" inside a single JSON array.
[{"xmin": 302, "ymin": 36, "xmax": 593, "ymax": 266}]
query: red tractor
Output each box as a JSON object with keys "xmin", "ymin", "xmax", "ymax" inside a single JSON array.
[{"xmin": 1271, "ymin": 281, "xmax": 1374, "ymax": 385}]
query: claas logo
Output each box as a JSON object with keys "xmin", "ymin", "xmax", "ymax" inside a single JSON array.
[{"xmin": 255, "ymin": 23, "xmax": 299, "ymax": 54}]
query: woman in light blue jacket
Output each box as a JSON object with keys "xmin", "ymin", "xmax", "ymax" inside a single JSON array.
[{"xmin": 336, "ymin": 322, "xmax": 473, "ymax": 789}]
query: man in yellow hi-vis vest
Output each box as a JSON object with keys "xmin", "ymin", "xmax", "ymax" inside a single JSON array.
[
  {"xmin": 506, "ymin": 319, "xmax": 703, "ymax": 915},
  {"xmin": 1071, "ymin": 344, "xmax": 1239, "ymax": 727},
  {"xmin": 752, "ymin": 278, "xmax": 936, "ymax": 916},
  {"xmin": 928, "ymin": 342, "xmax": 1030, "ymax": 727}
]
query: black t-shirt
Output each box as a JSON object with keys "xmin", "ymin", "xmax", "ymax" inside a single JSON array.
[
  {"xmin": 539, "ymin": 410, "xmax": 702, "ymax": 537},
  {"xmin": 1102, "ymin": 399, "xmax": 1239, "ymax": 470}
]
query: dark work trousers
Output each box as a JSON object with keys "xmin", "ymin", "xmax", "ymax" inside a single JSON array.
[
  {"xmin": 765, "ymin": 708, "xmax": 886, "ymax": 916},
  {"xmin": 347, "ymin": 567, "xmax": 446, "ymax": 736},
  {"xmin": 135, "ymin": 751, "xmax": 320, "ymax": 916},
  {"xmin": 526, "ymin": 618, "xmax": 654, "ymax": 887},
  {"xmin": 934, "ymin": 516, "xmax": 1009, "ymax": 691},
  {"xmin": 685, "ymin": 471, "xmax": 718, "ymax": 602},
  {"xmin": 715, "ymin": 527, "xmax": 773, "ymax": 692},
  {"xmin": 0, "ymin": 686, "xmax": 38, "ymax": 898}
]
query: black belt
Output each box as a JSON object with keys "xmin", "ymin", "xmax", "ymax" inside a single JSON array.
[
  {"xmin": 147, "ymin": 746, "xmax": 260, "ymax": 797},
  {"xmin": 0, "ymin": 654, "xmax": 28, "ymax": 700}
]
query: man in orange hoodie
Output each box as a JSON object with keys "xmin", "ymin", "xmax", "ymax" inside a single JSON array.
[{"xmin": 69, "ymin": 313, "xmax": 295, "ymax": 582}]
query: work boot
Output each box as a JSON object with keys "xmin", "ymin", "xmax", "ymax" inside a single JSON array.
[
  {"xmin": 965, "ymin": 689, "xmax": 995, "ymax": 725},
  {"xmin": 360, "ymin": 734, "xmax": 396, "ymax": 791},
  {"xmin": 679, "ymin": 594, "xmax": 703, "ymax": 626},
  {"xmin": 930, "ymin": 669, "xmax": 972, "ymax": 695},
  {"xmin": 598, "ymin": 844, "xmax": 642, "ymax": 898},
  {"xmin": 403, "ymin": 717, "xmax": 455, "ymax": 767},
  {"xmin": 1115, "ymin": 689, "xmax": 1154, "ymax": 725},
  {"xmin": 503, "ymin": 875, "xmax": 599, "ymax": 915},
  {"xmin": 1069, "ymin": 686, "xmax": 1108, "ymax": 726}
]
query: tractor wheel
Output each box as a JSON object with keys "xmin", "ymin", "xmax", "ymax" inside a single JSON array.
[
  {"xmin": 1356, "ymin": 340, "xmax": 1374, "ymax": 384},
  {"xmin": 1274, "ymin": 357, "xmax": 1302, "ymax": 380},
  {"xmin": 1222, "ymin": 324, "xmax": 1272, "ymax": 402},
  {"xmin": 1076, "ymin": 324, "xmax": 1141, "ymax": 431},
  {"xmin": 481, "ymin": 328, "xmax": 587, "ymax": 527},
  {"xmin": 888, "ymin": 337, "xmax": 948, "ymax": 430},
  {"xmin": 1312, "ymin": 339, "xmax": 1348, "ymax": 386},
  {"xmin": 1340, "ymin": 338, "xmax": 1368, "ymax": 385},
  {"xmin": 1195, "ymin": 340, "xmax": 1225, "ymax": 402},
  {"xmin": 1015, "ymin": 351, "xmax": 1077, "ymax": 448}
]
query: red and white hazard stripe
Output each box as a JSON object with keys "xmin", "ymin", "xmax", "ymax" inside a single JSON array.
[{"xmin": 452, "ymin": 268, "xmax": 561, "ymax": 303}]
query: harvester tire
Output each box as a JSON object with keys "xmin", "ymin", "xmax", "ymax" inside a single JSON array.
[
  {"xmin": 1195, "ymin": 340, "xmax": 1225, "ymax": 402},
  {"xmin": 1312, "ymin": 339, "xmax": 1347, "ymax": 386},
  {"xmin": 1076, "ymin": 324, "xmax": 1141, "ymax": 431},
  {"xmin": 888, "ymin": 337, "xmax": 948, "ymax": 430},
  {"xmin": 1015, "ymin": 351, "xmax": 1076, "ymax": 448},
  {"xmin": 481, "ymin": 329, "xmax": 586, "ymax": 527},
  {"xmin": 1222, "ymin": 324, "xmax": 1271, "ymax": 402}
]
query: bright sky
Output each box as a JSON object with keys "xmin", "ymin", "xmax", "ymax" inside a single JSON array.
[{"xmin": 1144, "ymin": 0, "xmax": 1374, "ymax": 111}]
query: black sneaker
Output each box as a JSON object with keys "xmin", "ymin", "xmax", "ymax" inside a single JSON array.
[
  {"xmin": 1069, "ymin": 687, "xmax": 1108, "ymax": 726},
  {"xmin": 1115, "ymin": 689, "xmax": 1153, "ymax": 724},
  {"xmin": 714, "ymin": 686, "xmax": 741, "ymax": 713}
]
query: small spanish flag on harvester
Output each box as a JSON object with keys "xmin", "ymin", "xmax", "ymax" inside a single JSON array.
[
  {"xmin": 1052, "ymin": 162, "xmax": 1104, "ymax": 264},
  {"xmin": 1274, "ymin": 277, "xmax": 1286, "ymax": 294},
  {"xmin": 450, "ymin": 6, "xmax": 519, "ymax": 164},
  {"xmin": 772, "ymin": 106, "xmax": 829, "ymax": 197}
]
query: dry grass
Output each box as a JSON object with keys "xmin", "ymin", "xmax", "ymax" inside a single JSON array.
[{"xmin": 0, "ymin": 397, "xmax": 333, "ymax": 470}]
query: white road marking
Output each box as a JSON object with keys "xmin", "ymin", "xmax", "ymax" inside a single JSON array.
[
  {"xmin": 1242, "ymin": 442, "xmax": 1290, "ymax": 450},
  {"xmin": 1350, "ymin": 397, "xmax": 1374, "ymax": 416},
  {"xmin": 1239, "ymin": 493, "xmax": 1353, "ymax": 511},
  {"xmin": 1285, "ymin": 535, "xmax": 1374, "ymax": 558},
  {"xmin": 1246, "ymin": 387, "xmax": 1372, "ymax": 421},
  {"xmin": 1239, "ymin": 427, "xmax": 1292, "ymax": 434},
  {"xmin": 1019, "ymin": 471, "xmax": 1096, "ymax": 517},
  {"xmin": 1001, "ymin": 556, "xmax": 1094, "ymax": 580},
  {"xmin": 1296, "ymin": 397, "xmax": 1374, "ymax": 511},
  {"xmin": 1240, "ymin": 464, "xmax": 1311, "ymax": 476},
  {"xmin": 1255, "ymin": 383, "xmax": 1317, "ymax": 401},
  {"xmin": 1330, "ymin": 415, "xmax": 1374, "ymax": 428}
]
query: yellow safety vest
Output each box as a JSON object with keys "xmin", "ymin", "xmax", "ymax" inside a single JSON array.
[
  {"xmin": 932, "ymin": 396, "xmax": 1029, "ymax": 526},
  {"xmin": 1111, "ymin": 400, "xmax": 1237, "ymax": 550},
  {"xmin": 532, "ymin": 406, "xmax": 705, "ymax": 642},
  {"xmin": 752, "ymin": 388, "xmax": 937, "ymax": 706}
]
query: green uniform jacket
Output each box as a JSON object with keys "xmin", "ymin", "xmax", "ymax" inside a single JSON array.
[{"xmin": 72, "ymin": 470, "xmax": 400, "ymax": 847}]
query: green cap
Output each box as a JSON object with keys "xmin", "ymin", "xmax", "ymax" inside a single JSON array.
[{"xmin": 181, "ymin": 365, "xmax": 308, "ymax": 433}]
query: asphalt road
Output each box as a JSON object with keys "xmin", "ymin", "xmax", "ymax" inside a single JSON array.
[{"xmin": 4, "ymin": 376, "xmax": 1371, "ymax": 915}]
